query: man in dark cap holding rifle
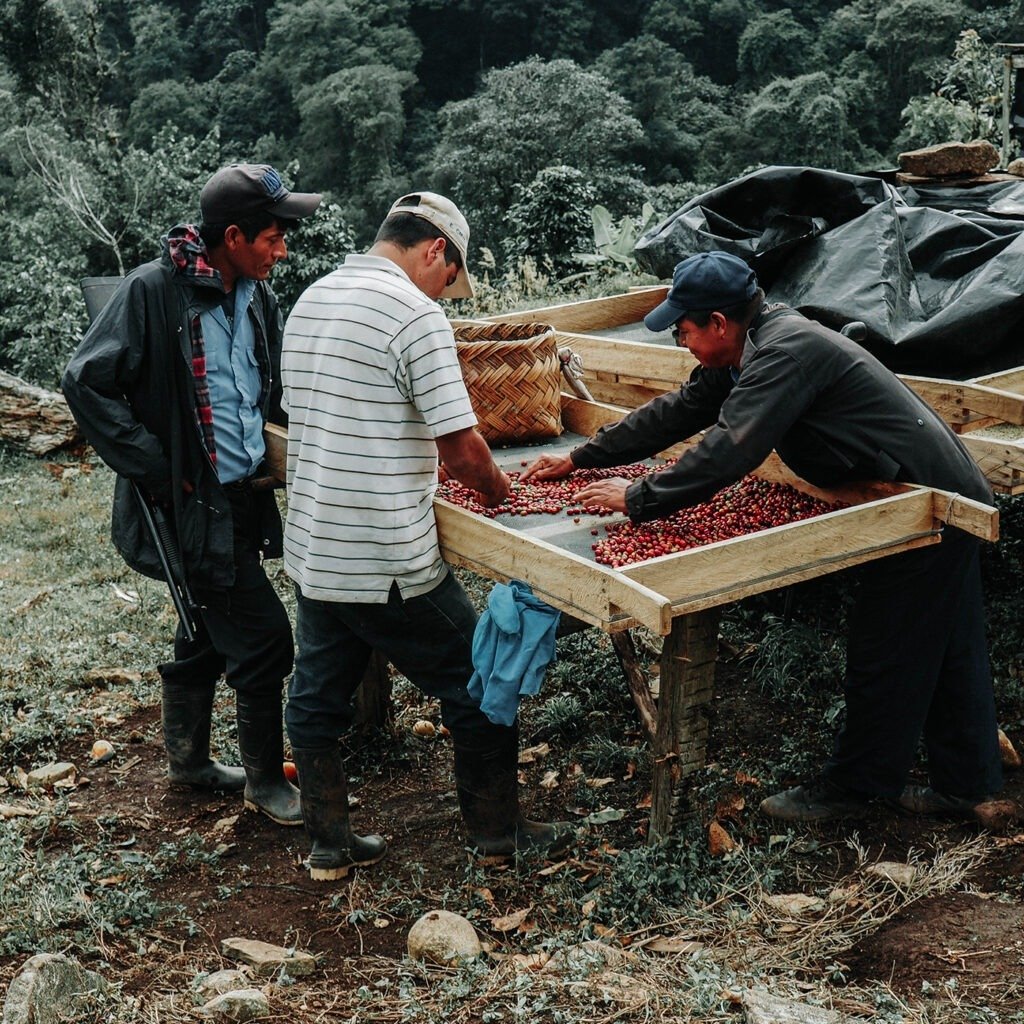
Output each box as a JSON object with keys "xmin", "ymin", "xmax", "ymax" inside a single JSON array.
[{"xmin": 63, "ymin": 164, "xmax": 321, "ymax": 827}]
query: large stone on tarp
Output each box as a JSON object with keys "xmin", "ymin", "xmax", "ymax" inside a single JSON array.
[
  {"xmin": 898, "ymin": 140, "xmax": 998, "ymax": 177},
  {"xmin": 2, "ymin": 953, "xmax": 107, "ymax": 1024}
]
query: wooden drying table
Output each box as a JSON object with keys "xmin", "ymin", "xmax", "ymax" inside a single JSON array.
[{"xmin": 264, "ymin": 394, "xmax": 996, "ymax": 842}]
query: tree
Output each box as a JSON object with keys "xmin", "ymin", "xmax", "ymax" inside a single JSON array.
[
  {"xmin": 736, "ymin": 9, "xmax": 815, "ymax": 89},
  {"xmin": 294, "ymin": 63, "xmax": 416, "ymax": 237},
  {"xmin": 429, "ymin": 57, "xmax": 644, "ymax": 259},
  {"xmin": 502, "ymin": 165, "xmax": 597, "ymax": 275},
  {"xmin": 740, "ymin": 71, "xmax": 869, "ymax": 170},
  {"xmin": 594, "ymin": 35, "xmax": 731, "ymax": 183}
]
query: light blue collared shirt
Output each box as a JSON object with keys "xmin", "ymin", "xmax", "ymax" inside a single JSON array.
[{"xmin": 200, "ymin": 279, "xmax": 265, "ymax": 483}]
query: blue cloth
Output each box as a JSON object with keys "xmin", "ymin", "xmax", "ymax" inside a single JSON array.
[
  {"xmin": 468, "ymin": 580, "xmax": 560, "ymax": 726},
  {"xmin": 200, "ymin": 277, "xmax": 264, "ymax": 483}
]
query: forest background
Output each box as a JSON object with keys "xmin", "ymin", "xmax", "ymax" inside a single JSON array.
[{"xmin": 1, "ymin": 0, "xmax": 1022, "ymax": 387}]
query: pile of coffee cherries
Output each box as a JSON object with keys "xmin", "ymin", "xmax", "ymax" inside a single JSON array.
[
  {"xmin": 592, "ymin": 476, "xmax": 846, "ymax": 567},
  {"xmin": 437, "ymin": 463, "xmax": 845, "ymax": 568},
  {"xmin": 437, "ymin": 463, "xmax": 651, "ymax": 519}
]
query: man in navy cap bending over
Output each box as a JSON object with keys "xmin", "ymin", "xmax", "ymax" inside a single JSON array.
[{"xmin": 523, "ymin": 251, "xmax": 1002, "ymax": 823}]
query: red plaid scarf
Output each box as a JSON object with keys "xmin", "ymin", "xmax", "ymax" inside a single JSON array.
[{"xmin": 165, "ymin": 225, "xmax": 219, "ymax": 467}]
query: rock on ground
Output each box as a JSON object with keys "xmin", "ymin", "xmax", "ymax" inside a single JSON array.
[
  {"xmin": 219, "ymin": 937, "xmax": 316, "ymax": 978},
  {"xmin": 742, "ymin": 988, "xmax": 848, "ymax": 1024},
  {"xmin": 2, "ymin": 953, "xmax": 107, "ymax": 1024},
  {"xmin": 193, "ymin": 969, "xmax": 252, "ymax": 1005},
  {"xmin": 201, "ymin": 988, "xmax": 270, "ymax": 1022},
  {"xmin": 407, "ymin": 910, "xmax": 482, "ymax": 965}
]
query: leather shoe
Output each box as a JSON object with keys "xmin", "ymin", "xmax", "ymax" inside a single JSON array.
[
  {"xmin": 896, "ymin": 785, "xmax": 989, "ymax": 820},
  {"xmin": 759, "ymin": 778, "xmax": 872, "ymax": 822}
]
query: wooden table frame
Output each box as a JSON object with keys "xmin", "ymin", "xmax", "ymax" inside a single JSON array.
[{"xmin": 264, "ymin": 387, "xmax": 996, "ymax": 841}]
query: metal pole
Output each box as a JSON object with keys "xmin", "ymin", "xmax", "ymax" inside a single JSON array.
[{"xmin": 1004, "ymin": 54, "xmax": 1012, "ymax": 169}]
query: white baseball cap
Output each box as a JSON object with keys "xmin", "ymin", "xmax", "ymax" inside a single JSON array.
[{"xmin": 388, "ymin": 191, "xmax": 474, "ymax": 299}]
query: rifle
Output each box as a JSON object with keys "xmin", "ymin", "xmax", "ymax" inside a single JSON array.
[{"xmin": 129, "ymin": 482, "xmax": 201, "ymax": 643}]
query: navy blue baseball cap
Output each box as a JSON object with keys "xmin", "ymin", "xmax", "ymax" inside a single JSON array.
[{"xmin": 644, "ymin": 251, "xmax": 758, "ymax": 333}]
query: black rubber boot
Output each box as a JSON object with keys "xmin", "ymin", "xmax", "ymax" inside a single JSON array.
[
  {"xmin": 453, "ymin": 723, "xmax": 575, "ymax": 859},
  {"xmin": 236, "ymin": 692, "xmax": 303, "ymax": 826},
  {"xmin": 292, "ymin": 746, "xmax": 387, "ymax": 881},
  {"xmin": 162, "ymin": 681, "xmax": 245, "ymax": 791}
]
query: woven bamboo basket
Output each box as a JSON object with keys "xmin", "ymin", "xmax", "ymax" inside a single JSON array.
[{"xmin": 454, "ymin": 322, "xmax": 563, "ymax": 444}]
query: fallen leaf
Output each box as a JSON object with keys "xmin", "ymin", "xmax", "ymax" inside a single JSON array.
[
  {"xmin": 473, "ymin": 886, "xmax": 495, "ymax": 903},
  {"xmin": 95, "ymin": 874, "xmax": 127, "ymax": 887},
  {"xmin": 586, "ymin": 777, "xmax": 614, "ymax": 789},
  {"xmin": 0, "ymin": 804, "xmax": 37, "ymax": 819},
  {"xmin": 539, "ymin": 770, "xmax": 560, "ymax": 790},
  {"xmin": 734, "ymin": 770, "xmax": 761, "ymax": 786},
  {"xmin": 714, "ymin": 792, "xmax": 745, "ymax": 821},
  {"xmin": 374, "ymin": 918, "xmax": 390, "ymax": 928},
  {"xmin": 592, "ymin": 923, "xmax": 616, "ymax": 939},
  {"xmin": 518, "ymin": 743, "xmax": 551, "ymax": 765},
  {"xmin": 762, "ymin": 893, "xmax": 826, "ymax": 916},
  {"xmin": 707, "ymin": 821, "xmax": 736, "ymax": 857},
  {"xmin": 998, "ymin": 728, "xmax": 1022, "ymax": 768},
  {"xmin": 490, "ymin": 907, "xmax": 533, "ymax": 932},
  {"xmin": 635, "ymin": 792, "xmax": 652, "ymax": 810},
  {"xmin": 111, "ymin": 584, "xmax": 140, "ymax": 604},
  {"xmin": 581, "ymin": 899, "xmax": 596, "ymax": 918},
  {"xmin": 537, "ymin": 861, "xmax": 568, "ymax": 877},
  {"xmin": 622, "ymin": 761, "xmax": 637, "ymax": 781},
  {"xmin": 865, "ymin": 861, "xmax": 917, "ymax": 886},
  {"xmin": 639, "ymin": 936, "xmax": 704, "ymax": 955},
  {"xmin": 510, "ymin": 952, "xmax": 550, "ymax": 971},
  {"xmin": 582, "ymin": 808, "xmax": 625, "ymax": 825}
]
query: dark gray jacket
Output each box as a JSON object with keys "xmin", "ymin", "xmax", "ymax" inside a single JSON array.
[
  {"xmin": 62, "ymin": 254, "xmax": 286, "ymax": 588},
  {"xmin": 572, "ymin": 306, "xmax": 992, "ymax": 522}
]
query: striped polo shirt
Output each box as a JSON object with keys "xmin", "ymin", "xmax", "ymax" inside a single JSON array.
[{"xmin": 281, "ymin": 253, "xmax": 478, "ymax": 602}]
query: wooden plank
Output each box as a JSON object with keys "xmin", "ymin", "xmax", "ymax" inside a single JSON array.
[
  {"xmin": 553, "ymin": 332, "xmax": 694, "ymax": 383},
  {"xmin": 610, "ymin": 632, "xmax": 658, "ymax": 743},
  {"xmin": 972, "ymin": 366, "xmax": 1024, "ymax": 393},
  {"xmin": 901, "ymin": 376, "xmax": 1024, "ymax": 426},
  {"xmin": 434, "ymin": 497, "xmax": 673, "ymax": 634},
  {"xmin": 483, "ymin": 288, "xmax": 667, "ymax": 333},
  {"xmin": 930, "ymin": 489, "xmax": 1000, "ymax": 541},
  {"xmin": 620, "ymin": 490, "xmax": 942, "ymax": 614},
  {"xmin": 960, "ymin": 434, "xmax": 1024, "ymax": 493},
  {"xmin": 648, "ymin": 609, "xmax": 719, "ymax": 843}
]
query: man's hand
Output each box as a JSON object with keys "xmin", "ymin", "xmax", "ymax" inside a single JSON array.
[
  {"xmin": 573, "ymin": 477, "xmax": 631, "ymax": 514},
  {"xmin": 520, "ymin": 453, "xmax": 575, "ymax": 483},
  {"xmin": 475, "ymin": 470, "xmax": 511, "ymax": 508}
]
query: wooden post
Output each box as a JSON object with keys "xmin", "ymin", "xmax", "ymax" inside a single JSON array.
[
  {"xmin": 353, "ymin": 651, "xmax": 394, "ymax": 731},
  {"xmin": 648, "ymin": 609, "xmax": 720, "ymax": 844}
]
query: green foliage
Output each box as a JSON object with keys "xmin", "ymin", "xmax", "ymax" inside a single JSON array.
[
  {"xmin": 569, "ymin": 202, "xmax": 660, "ymax": 282},
  {"xmin": 737, "ymin": 9, "xmax": 816, "ymax": 89},
  {"xmin": 502, "ymin": 166, "xmax": 597, "ymax": 276},
  {"xmin": 429, "ymin": 57, "xmax": 645, "ymax": 259},
  {"xmin": 271, "ymin": 200, "xmax": 357, "ymax": 314},
  {"xmin": 897, "ymin": 28, "xmax": 1000, "ymax": 150},
  {"xmin": 742, "ymin": 614, "xmax": 846, "ymax": 700},
  {"xmin": 742, "ymin": 71, "xmax": 871, "ymax": 170}
]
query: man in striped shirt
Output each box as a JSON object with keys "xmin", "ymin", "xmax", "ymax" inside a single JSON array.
[{"xmin": 281, "ymin": 193, "xmax": 571, "ymax": 880}]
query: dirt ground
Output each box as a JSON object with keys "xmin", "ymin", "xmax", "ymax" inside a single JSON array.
[{"xmin": 4, "ymin": 653, "xmax": 1022, "ymax": 1020}]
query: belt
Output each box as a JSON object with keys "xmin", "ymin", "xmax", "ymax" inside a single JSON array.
[{"xmin": 223, "ymin": 476, "xmax": 255, "ymax": 492}]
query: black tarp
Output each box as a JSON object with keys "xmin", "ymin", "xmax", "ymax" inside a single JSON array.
[{"xmin": 633, "ymin": 166, "xmax": 1024, "ymax": 376}]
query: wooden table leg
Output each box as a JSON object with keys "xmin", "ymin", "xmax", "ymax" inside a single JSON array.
[
  {"xmin": 354, "ymin": 650, "xmax": 394, "ymax": 731},
  {"xmin": 648, "ymin": 609, "xmax": 720, "ymax": 844}
]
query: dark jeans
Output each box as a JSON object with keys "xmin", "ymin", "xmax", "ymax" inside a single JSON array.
[
  {"xmin": 286, "ymin": 569, "xmax": 502, "ymax": 750},
  {"xmin": 825, "ymin": 526, "xmax": 1002, "ymax": 800},
  {"xmin": 158, "ymin": 487, "xmax": 293, "ymax": 698}
]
